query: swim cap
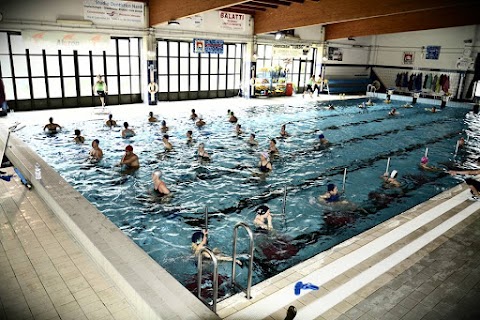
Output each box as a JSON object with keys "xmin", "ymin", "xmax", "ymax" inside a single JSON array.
[
  {"xmin": 421, "ymin": 157, "xmax": 429, "ymax": 164},
  {"xmin": 256, "ymin": 205, "xmax": 269, "ymax": 215},
  {"xmin": 125, "ymin": 145, "xmax": 133, "ymax": 152},
  {"xmin": 261, "ymin": 152, "xmax": 269, "ymax": 160},
  {"xmin": 327, "ymin": 184, "xmax": 335, "ymax": 192},
  {"xmin": 153, "ymin": 171, "xmax": 161, "ymax": 178},
  {"xmin": 191, "ymin": 231, "xmax": 204, "ymax": 244},
  {"xmin": 319, "ymin": 134, "xmax": 325, "ymax": 139},
  {"xmin": 199, "ymin": 143, "xmax": 205, "ymax": 148},
  {"xmin": 390, "ymin": 170, "xmax": 398, "ymax": 179}
]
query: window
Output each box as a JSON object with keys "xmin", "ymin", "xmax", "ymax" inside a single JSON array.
[{"xmin": 157, "ymin": 39, "xmax": 244, "ymax": 99}]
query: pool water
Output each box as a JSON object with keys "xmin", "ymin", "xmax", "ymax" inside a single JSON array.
[{"xmin": 17, "ymin": 98, "xmax": 474, "ymax": 297}]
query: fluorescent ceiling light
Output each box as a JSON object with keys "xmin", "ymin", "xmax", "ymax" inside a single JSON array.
[{"xmin": 275, "ymin": 32, "xmax": 282, "ymax": 40}]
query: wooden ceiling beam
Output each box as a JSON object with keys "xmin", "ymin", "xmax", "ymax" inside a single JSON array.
[
  {"xmin": 235, "ymin": 5, "xmax": 267, "ymax": 11},
  {"xmin": 243, "ymin": 2, "xmax": 278, "ymax": 9},
  {"xmin": 223, "ymin": 8, "xmax": 257, "ymax": 15},
  {"xmin": 253, "ymin": 0, "xmax": 478, "ymax": 34},
  {"xmin": 149, "ymin": 0, "xmax": 249, "ymax": 26},
  {"xmin": 251, "ymin": 0, "xmax": 292, "ymax": 6},
  {"xmin": 324, "ymin": 3, "xmax": 480, "ymax": 40}
]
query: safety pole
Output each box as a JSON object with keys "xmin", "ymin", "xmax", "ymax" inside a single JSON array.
[{"xmin": 205, "ymin": 206, "xmax": 208, "ymax": 233}]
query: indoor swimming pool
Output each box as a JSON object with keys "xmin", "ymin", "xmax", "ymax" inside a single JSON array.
[{"xmin": 16, "ymin": 98, "xmax": 476, "ymax": 298}]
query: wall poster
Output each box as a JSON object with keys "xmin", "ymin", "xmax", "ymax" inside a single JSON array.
[
  {"xmin": 426, "ymin": 46, "xmax": 441, "ymax": 60},
  {"xmin": 403, "ymin": 52, "xmax": 414, "ymax": 65},
  {"xmin": 328, "ymin": 47, "xmax": 343, "ymax": 61}
]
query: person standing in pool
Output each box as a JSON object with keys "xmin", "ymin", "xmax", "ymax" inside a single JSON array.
[
  {"xmin": 163, "ymin": 134, "xmax": 173, "ymax": 151},
  {"xmin": 229, "ymin": 111, "xmax": 238, "ymax": 123},
  {"xmin": 93, "ymin": 75, "xmax": 107, "ymax": 108},
  {"xmin": 106, "ymin": 114, "xmax": 117, "ymax": 127},
  {"xmin": 160, "ymin": 120, "xmax": 169, "ymax": 133},
  {"xmin": 248, "ymin": 133, "xmax": 259, "ymax": 146},
  {"xmin": 196, "ymin": 115, "xmax": 206, "ymax": 127},
  {"xmin": 43, "ymin": 117, "xmax": 62, "ymax": 133},
  {"xmin": 191, "ymin": 230, "xmax": 241, "ymax": 265},
  {"xmin": 319, "ymin": 183, "xmax": 341, "ymax": 203},
  {"xmin": 236, "ymin": 124, "xmax": 243, "ymax": 135},
  {"xmin": 148, "ymin": 111, "xmax": 158, "ymax": 123},
  {"xmin": 269, "ymin": 138, "xmax": 279, "ymax": 155},
  {"xmin": 190, "ymin": 109, "xmax": 198, "ymax": 120},
  {"xmin": 89, "ymin": 139, "xmax": 103, "ymax": 160},
  {"xmin": 254, "ymin": 205, "xmax": 273, "ymax": 230},
  {"xmin": 197, "ymin": 143, "xmax": 210, "ymax": 160},
  {"xmin": 73, "ymin": 129, "xmax": 85, "ymax": 144},
  {"xmin": 259, "ymin": 152, "xmax": 272, "ymax": 172},
  {"xmin": 119, "ymin": 145, "xmax": 139, "ymax": 169},
  {"xmin": 280, "ymin": 124, "xmax": 290, "ymax": 137},
  {"xmin": 152, "ymin": 171, "xmax": 170, "ymax": 195},
  {"xmin": 318, "ymin": 133, "xmax": 329, "ymax": 146},
  {"xmin": 121, "ymin": 122, "xmax": 135, "ymax": 138},
  {"xmin": 186, "ymin": 130, "xmax": 193, "ymax": 145}
]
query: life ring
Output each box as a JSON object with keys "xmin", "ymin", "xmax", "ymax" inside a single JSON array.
[{"xmin": 148, "ymin": 82, "xmax": 159, "ymax": 94}]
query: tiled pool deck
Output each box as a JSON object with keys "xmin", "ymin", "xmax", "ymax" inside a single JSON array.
[{"xmin": 1, "ymin": 95, "xmax": 479, "ymax": 320}]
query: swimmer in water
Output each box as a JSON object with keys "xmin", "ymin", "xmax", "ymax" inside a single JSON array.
[
  {"xmin": 43, "ymin": 117, "xmax": 62, "ymax": 133},
  {"xmin": 419, "ymin": 156, "xmax": 441, "ymax": 171},
  {"xmin": 119, "ymin": 145, "xmax": 139, "ymax": 169},
  {"xmin": 366, "ymin": 99, "xmax": 374, "ymax": 106},
  {"xmin": 186, "ymin": 130, "xmax": 193, "ymax": 145},
  {"xmin": 248, "ymin": 133, "xmax": 258, "ymax": 146},
  {"xmin": 280, "ymin": 124, "xmax": 290, "ymax": 137},
  {"xmin": 196, "ymin": 115, "xmax": 206, "ymax": 127},
  {"xmin": 236, "ymin": 124, "xmax": 243, "ymax": 135},
  {"xmin": 319, "ymin": 183, "xmax": 341, "ymax": 203},
  {"xmin": 327, "ymin": 104, "xmax": 335, "ymax": 110},
  {"xmin": 425, "ymin": 106, "xmax": 437, "ymax": 113},
  {"xmin": 382, "ymin": 170, "xmax": 401, "ymax": 187},
  {"xmin": 106, "ymin": 114, "xmax": 117, "ymax": 127},
  {"xmin": 457, "ymin": 137, "xmax": 465, "ymax": 149},
  {"xmin": 402, "ymin": 103, "xmax": 413, "ymax": 108},
  {"xmin": 163, "ymin": 134, "xmax": 173, "ymax": 151},
  {"xmin": 191, "ymin": 230, "xmax": 242, "ymax": 265},
  {"xmin": 152, "ymin": 171, "xmax": 170, "ymax": 195},
  {"xmin": 89, "ymin": 139, "xmax": 103, "ymax": 160},
  {"xmin": 258, "ymin": 152, "xmax": 272, "ymax": 172},
  {"xmin": 197, "ymin": 143, "xmax": 210, "ymax": 160},
  {"xmin": 229, "ymin": 111, "xmax": 238, "ymax": 123},
  {"xmin": 73, "ymin": 129, "xmax": 85, "ymax": 144},
  {"xmin": 121, "ymin": 122, "xmax": 135, "ymax": 138},
  {"xmin": 160, "ymin": 120, "xmax": 169, "ymax": 133},
  {"xmin": 388, "ymin": 108, "xmax": 398, "ymax": 116},
  {"xmin": 190, "ymin": 109, "xmax": 198, "ymax": 120},
  {"xmin": 148, "ymin": 111, "xmax": 158, "ymax": 123},
  {"xmin": 269, "ymin": 138, "xmax": 279, "ymax": 155},
  {"xmin": 254, "ymin": 205, "xmax": 273, "ymax": 230}
]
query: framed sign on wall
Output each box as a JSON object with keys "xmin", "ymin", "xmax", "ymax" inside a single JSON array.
[
  {"xmin": 403, "ymin": 52, "xmax": 414, "ymax": 65},
  {"xmin": 426, "ymin": 46, "xmax": 441, "ymax": 60}
]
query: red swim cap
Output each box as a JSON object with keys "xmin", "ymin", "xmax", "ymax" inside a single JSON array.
[{"xmin": 125, "ymin": 145, "xmax": 133, "ymax": 152}]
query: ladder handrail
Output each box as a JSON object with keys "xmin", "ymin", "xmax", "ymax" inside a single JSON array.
[
  {"xmin": 197, "ymin": 247, "xmax": 219, "ymax": 313},
  {"xmin": 231, "ymin": 222, "xmax": 254, "ymax": 299}
]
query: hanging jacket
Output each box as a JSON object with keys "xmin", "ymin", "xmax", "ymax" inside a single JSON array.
[
  {"xmin": 402, "ymin": 72, "xmax": 409, "ymax": 87},
  {"xmin": 423, "ymin": 74, "xmax": 429, "ymax": 89},
  {"xmin": 395, "ymin": 73, "xmax": 402, "ymax": 87},
  {"xmin": 442, "ymin": 75, "xmax": 450, "ymax": 93},
  {"xmin": 435, "ymin": 75, "xmax": 441, "ymax": 93},
  {"xmin": 425, "ymin": 73, "xmax": 432, "ymax": 90},
  {"xmin": 415, "ymin": 73, "xmax": 423, "ymax": 91},
  {"xmin": 431, "ymin": 75, "xmax": 438, "ymax": 91},
  {"xmin": 408, "ymin": 74, "xmax": 415, "ymax": 91}
]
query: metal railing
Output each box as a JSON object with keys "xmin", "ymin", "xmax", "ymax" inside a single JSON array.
[
  {"xmin": 231, "ymin": 222, "xmax": 254, "ymax": 299},
  {"xmin": 197, "ymin": 247, "xmax": 219, "ymax": 312}
]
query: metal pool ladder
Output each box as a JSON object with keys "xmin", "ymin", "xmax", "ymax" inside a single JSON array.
[
  {"xmin": 231, "ymin": 222, "xmax": 255, "ymax": 299},
  {"xmin": 197, "ymin": 247, "xmax": 219, "ymax": 312}
]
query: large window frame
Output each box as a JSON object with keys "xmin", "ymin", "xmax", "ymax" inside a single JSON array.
[
  {"xmin": 0, "ymin": 31, "xmax": 141, "ymax": 110},
  {"xmin": 255, "ymin": 44, "xmax": 316, "ymax": 90},
  {"xmin": 157, "ymin": 39, "xmax": 244, "ymax": 101}
]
